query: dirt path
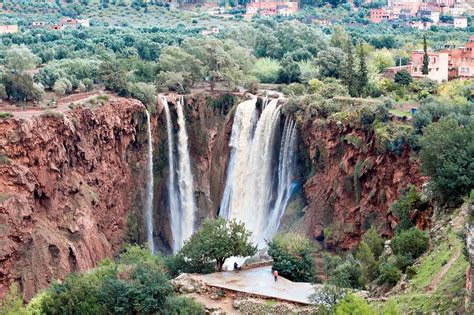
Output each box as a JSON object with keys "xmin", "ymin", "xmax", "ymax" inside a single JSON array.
[
  {"xmin": 0, "ymin": 91, "xmax": 105, "ymax": 120},
  {"xmin": 426, "ymin": 247, "xmax": 461, "ymax": 293},
  {"xmin": 185, "ymin": 293, "xmax": 239, "ymax": 314}
]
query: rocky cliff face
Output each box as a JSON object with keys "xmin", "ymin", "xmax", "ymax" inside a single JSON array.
[
  {"xmin": 299, "ymin": 118, "xmax": 427, "ymax": 250},
  {"xmin": 0, "ymin": 98, "xmax": 149, "ymax": 300},
  {"xmin": 151, "ymin": 93, "xmax": 234, "ymax": 252},
  {"xmin": 0, "ymin": 93, "xmax": 429, "ymax": 300}
]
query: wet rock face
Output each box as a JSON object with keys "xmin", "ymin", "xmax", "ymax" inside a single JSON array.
[
  {"xmin": 300, "ymin": 119, "xmax": 427, "ymax": 250},
  {"xmin": 0, "ymin": 98, "xmax": 147, "ymax": 300}
]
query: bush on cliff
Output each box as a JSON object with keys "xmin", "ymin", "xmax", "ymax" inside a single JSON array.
[
  {"xmin": 391, "ymin": 227, "xmax": 429, "ymax": 270},
  {"xmin": 419, "ymin": 117, "xmax": 474, "ymax": 205},
  {"xmin": 268, "ymin": 233, "xmax": 315, "ymax": 282}
]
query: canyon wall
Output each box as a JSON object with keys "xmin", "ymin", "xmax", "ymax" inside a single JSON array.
[
  {"xmin": 0, "ymin": 98, "xmax": 150, "ymax": 300},
  {"xmin": 0, "ymin": 93, "xmax": 428, "ymax": 300},
  {"xmin": 300, "ymin": 118, "xmax": 427, "ymax": 250}
]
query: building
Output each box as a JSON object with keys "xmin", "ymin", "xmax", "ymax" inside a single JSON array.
[
  {"xmin": 370, "ymin": 8, "xmax": 391, "ymax": 23},
  {"xmin": 383, "ymin": 65, "xmax": 410, "ymax": 79},
  {"xmin": 442, "ymin": 36, "xmax": 474, "ymax": 79},
  {"xmin": 411, "ymin": 20, "xmax": 433, "ymax": 30},
  {"xmin": 410, "ymin": 51, "xmax": 449, "ymax": 82},
  {"xmin": 0, "ymin": 25, "xmax": 18, "ymax": 34},
  {"xmin": 247, "ymin": 2, "xmax": 298, "ymax": 16},
  {"xmin": 59, "ymin": 18, "xmax": 90, "ymax": 29},
  {"xmin": 453, "ymin": 17, "xmax": 467, "ymax": 28},
  {"xmin": 201, "ymin": 26, "xmax": 220, "ymax": 36}
]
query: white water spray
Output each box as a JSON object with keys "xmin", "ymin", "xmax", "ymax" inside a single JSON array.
[
  {"xmin": 161, "ymin": 96, "xmax": 181, "ymax": 253},
  {"xmin": 144, "ymin": 109, "xmax": 155, "ymax": 253},
  {"xmin": 220, "ymin": 97, "xmax": 298, "ymax": 248},
  {"xmin": 175, "ymin": 97, "xmax": 196, "ymax": 250}
]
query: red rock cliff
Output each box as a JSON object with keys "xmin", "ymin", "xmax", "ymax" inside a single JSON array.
[
  {"xmin": 300, "ymin": 118, "xmax": 427, "ymax": 250},
  {"xmin": 0, "ymin": 98, "xmax": 149, "ymax": 300}
]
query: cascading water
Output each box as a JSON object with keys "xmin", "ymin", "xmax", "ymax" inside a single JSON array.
[
  {"xmin": 263, "ymin": 117, "xmax": 298, "ymax": 239},
  {"xmin": 161, "ymin": 96, "xmax": 181, "ymax": 253},
  {"xmin": 144, "ymin": 109, "xmax": 155, "ymax": 253},
  {"xmin": 160, "ymin": 95, "xmax": 197, "ymax": 253},
  {"xmin": 220, "ymin": 97, "xmax": 298, "ymax": 248},
  {"xmin": 175, "ymin": 97, "xmax": 196, "ymax": 250}
]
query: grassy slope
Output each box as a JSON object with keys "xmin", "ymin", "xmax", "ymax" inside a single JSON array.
[{"xmin": 378, "ymin": 208, "xmax": 468, "ymax": 313}]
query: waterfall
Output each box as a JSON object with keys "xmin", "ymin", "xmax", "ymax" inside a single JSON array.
[
  {"xmin": 161, "ymin": 96, "xmax": 181, "ymax": 253},
  {"xmin": 160, "ymin": 95, "xmax": 196, "ymax": 253},
  {"xmin": 263, "ymin": 117, "xmax": 298, "ymax": 239},
  {"xmin": 144, "ymin": 109, "xmax": 155, "ymax": 253},
  {"xmin": 220, "ymin": 97, "xmax": 298, "ymax": 248},
  {"xmin": 175, "ymin": 97, "xmax": 196, "ymax": 251},
  {"xmin": 219, "ymin": 97, "xmax": 258, "ymax": 219}
]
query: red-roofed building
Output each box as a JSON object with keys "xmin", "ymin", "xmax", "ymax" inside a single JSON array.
[{"xmin": 442, "ymin": 36, "xmax": 474, "ymax": 79}]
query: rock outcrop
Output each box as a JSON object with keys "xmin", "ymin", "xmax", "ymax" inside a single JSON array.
[
  {"xmin": 0, "ymin": 98, "xmax": 149, "ymax": 300},
  {"xmin": 300, "ymin": 118, "xmax": 427, "ymax": 250}
]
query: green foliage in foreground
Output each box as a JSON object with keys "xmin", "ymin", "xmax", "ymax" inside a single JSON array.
[
  {"xmin": 419, "ymin": 117, "xmax": 474, "ymax": 205},
  {"xmin": 268, "ymin": 233, "xmax": 315, "ymax": 282},
  {"xmin": 335, "ymin": 294, "xmax": 376, "ymax": 315},
  {"xmin": 4, "ymin": 246, "xmax": 206, "ymax": 315},
  {"xmin": 179, "ymin": 218, "xmax": 257, "ymax": 272},
  {"xmin": 391, "ymin": 227, "xmax": 429, "ymax": 270}
]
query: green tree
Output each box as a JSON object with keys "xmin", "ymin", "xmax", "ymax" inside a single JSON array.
[
  {"xmin": 356, "ymin": 42, "xmax": 368, "ymax": 97},
  {"xmin": 419, "ymin": 118, "xmax": 473, "ymax": 204},
  {"xmin": 130, "ymin": 82, "xmax": 156, "ymax": 110},
  {"xmin": 422, "ymin": 35, "xmax": 429, "ymax": 76},
  {"xmin": 267, "ymin": 233, "xmax": 315, "ymax": 282},
  {"xmin": 0, "ymin": 283, "xmax": 28, "ymax": 315},
  {"xmin": 355, "ymin": 241, "xmax": 378, "ymax": 281},
  {"xmin": 158, "ymin": 46, "xmax": 203, "ymax": 88},
  {"xmin": 328, "ymin": 255, "xmax": 365, "ymax": 289},
  {"xmin": 4, "ymin": 45, "xmax": 37, "ymax": 73},
  {"xmin": 362, "ymin": 227, "xmax": 384, "ymax": 258},
  {"xmin": 342, "ymin": 39, "xmax": 357, "ymax": 97},
  {"xmin": 391, "ymin": 227, "xmax": 429, "ymax": 269},
  {"xmin": 252, "ymin": 58, "xmax": 281, "ymax": 83},
  {"xmin": 377, "ymin": 262, "xmax": 401, "ymax": 287},
  {"xmin": 334, "ymin": 294, "xmax": 376, "ymax": 315},
  {"xmin": 163, "ymin": 296, "xmax": 206, "ymax": 315},
  {"xmin": 315, "ymin": 47, "xmax": 345, "ymax": 79},
  {"xmin": 277, "ymin": 57, "xmax": 301, "ymax": 84},
  {"xmin": 394, "ymin": 70, "xmax": 413, "ymax": 86},
  {"xmin": 98, "ymin": 61, "xmax": 129, "ymax": 96},
  {"xmin": 391, "ymin": 186, "xmax": 426, "ymax": 232},
  {"xmin": 3, "ymin": 73, "xmax": 42, "ymax": 103},
  {"xmin": 179, "ymin": 218, "xmax": 257, "ymax": 272}
]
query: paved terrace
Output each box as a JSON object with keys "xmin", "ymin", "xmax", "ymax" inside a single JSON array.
[{"xmin": 193, "ymin": 266, "xmax": 316, "ymax": 305}]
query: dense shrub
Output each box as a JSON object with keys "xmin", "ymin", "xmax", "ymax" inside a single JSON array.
[
  {"xmin": 334, "ymin": 293, "xmax": 375, "ymax": 315},
  {"xmin": 419, "ymin": 117, "xmax": 474, "ymax": 204},
  {"xmin": 268, "ymin": 233, "xmax": 315, "ymax": 282},
  {"xmin": 391, "ymin": 228, "xmax": 429, "ymax": 270},
  {"xmin": 25, "ymin": 245, "xmax": 205, "ymax": 314},
  {"xmin": 252, "ymin": 58, "xmax": 280, "ymax": 83},
  {"xmin": 377, "ymin": 262, "xmax": 401, "ymax": 287},
  {"xmin": 162, "ymin": 296, "xmax": 206, "ymax": 315},
  {"xmin": 328, "ymin": 255, "xmax": 364, "ymax": 289},
  {"xmin": 391, "ymin": 185, "xmax": 427, "ymax": 232}
]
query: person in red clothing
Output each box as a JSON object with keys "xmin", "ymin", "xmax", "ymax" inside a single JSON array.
[{"xmin": 273, "ymin": 270, "xmax": 278, "ymax": 282}]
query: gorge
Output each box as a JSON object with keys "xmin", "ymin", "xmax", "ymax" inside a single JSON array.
[{"xmin": 0, "ymin": 93, "xmax": 425, "ymax": 300}]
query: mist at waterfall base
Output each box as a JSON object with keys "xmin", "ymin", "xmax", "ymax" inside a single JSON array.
[
  {"xmin": 219, "ymin": 97, "xmax": 299, "ymax": 268},
  {"xmin": 152, "ymin": 95, "xmax": 299, "ymax": 260}
]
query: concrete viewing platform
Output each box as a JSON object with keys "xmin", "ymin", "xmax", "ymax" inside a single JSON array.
[{"xmin": 193, "ymin": 266, "xmax": 317, "ymax": 305}]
